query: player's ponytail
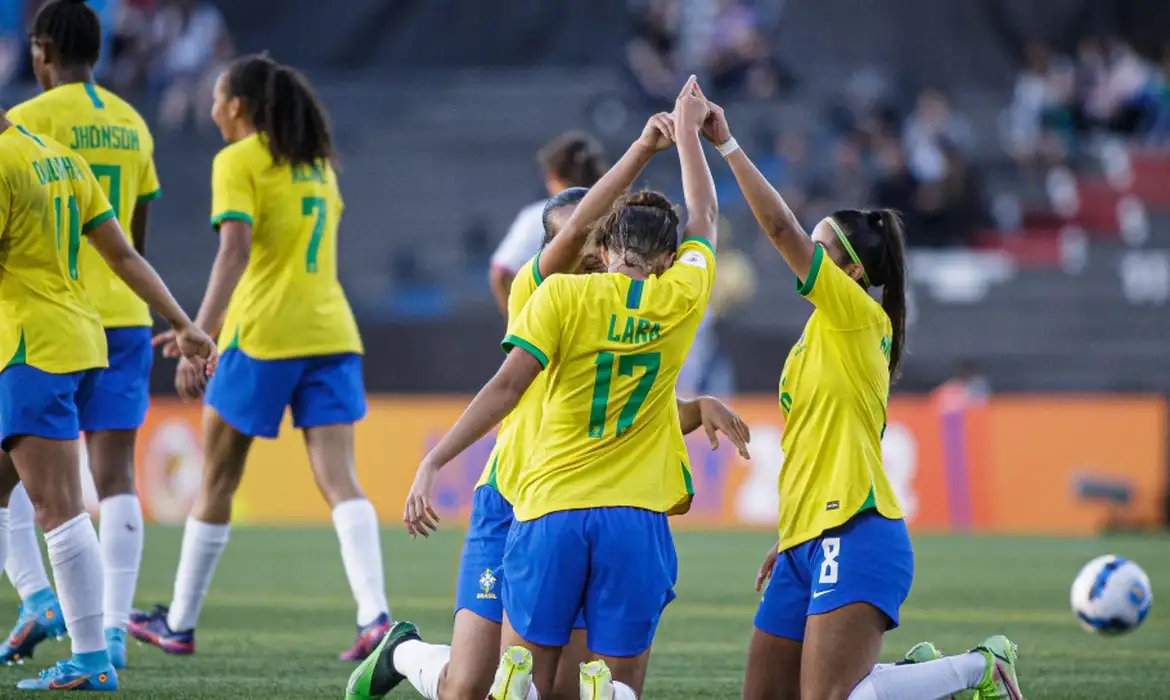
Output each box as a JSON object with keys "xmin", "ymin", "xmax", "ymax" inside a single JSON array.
[
  {"xmin": 226, "ymin": 54, "xmax": 337, "ymax": 169},
  {"xmin": 828, "ymin": 208, "xmax": 909, "ymax": 378}
]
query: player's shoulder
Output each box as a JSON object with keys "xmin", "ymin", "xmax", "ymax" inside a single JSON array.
[
  {"xmin": 214, "ymin": 134, "xmax": 265, "ymax": 170},
  {"xmin": 96, "ymin": 87, "xmax": 155, "ymax": 142},
  {"xmin": 676, "ymin": 236, "xmax": 716, "ymax": 269}
]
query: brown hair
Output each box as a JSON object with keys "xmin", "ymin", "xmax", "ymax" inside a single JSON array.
[
  {"xmin": 538, "ymin": 132, "xmax": 606, "ymax": 187},
  {"xmin": 596, "ymin": 191, "xmax": 680, "ymax": 274}
]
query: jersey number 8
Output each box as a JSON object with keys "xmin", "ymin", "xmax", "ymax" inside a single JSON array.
[{"xmin": 588, "ymin": 351, "xmax": 661, "ymax": 439}]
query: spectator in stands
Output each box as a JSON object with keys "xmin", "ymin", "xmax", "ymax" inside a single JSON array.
[
  {"xmin": 1076, "ymin": 37, "xmax": 1154, "ymax": 135},
  {"xmin": 914, "ymin": 139, "xmax": 988, "ymax": 248},
  {"xmin": 0, "ymin": 0, "xmax": 21, "ymax": 103},
  {"xmin": 700, "ymin": 0, "xmax": 776, "ymax": 99},
  {"xmin": 106, "ymin": 0, "xmax": 157, "ymax": 97},
  {"xmin": 151, "ymin": 0, "xmax": 233, "ymax": 131},
  {"xmin": 825, "ymin": 68, "xmax": 900, "ymax": 153},
  {"xmin": 903, "ymin": 89, "xmax": 974, "ymax": 185},
  {"xmin": 1142, "ymin": 47, "xmax": 1170, "ymax": 145},
  {"xmin": 1004, "ymin": 42, "xmax": 1077, "ymax": 168},
  {"xmin": 806, "ymin": 136, "xmax": 869, "ymax": 222},
  {"xmin": 870, "ymin": 137, "xmax": 919, "ymax": 233},
  {"xmin": 626, "ymin": 0, "xmax": 680, "ymax": 105},
  {"xmin": 488, "ymin": 132, "xmax": 607, "ymax": 315}
]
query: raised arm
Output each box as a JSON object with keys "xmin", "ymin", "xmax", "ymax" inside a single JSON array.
[
  {"xmin": 674, "ymin": 77, "xmax": 719, "ymax": 248},
  {"xmin": 537, "ymin": 113, "xmax": 675, "ymax": 279},
  {"xmin": 700, "ymin": 101, "xmax": 816, "ymax": 281}
]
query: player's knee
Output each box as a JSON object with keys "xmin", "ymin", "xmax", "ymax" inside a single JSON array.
[
  {"xmin": 438, "ymin": 663, "xmax": 492, "ymax": 700},
  {"xmin": 311, "ymin": 464, "xmax": 363, "ymax": 507},
  {"xmin": 90, "ymin": 460, "xmax": 135, "ymax": 499},
  {"xmin": 28, "ymin": 485, "xmax": 85, "ymax": 532}
]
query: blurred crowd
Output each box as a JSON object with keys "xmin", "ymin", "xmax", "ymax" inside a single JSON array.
[{"xmin": 0, "ymin": 0, "xmax": 233, "ymax": 130}]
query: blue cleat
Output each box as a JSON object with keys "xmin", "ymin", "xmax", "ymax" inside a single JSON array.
[
  {"xmin": 16, "ymin": 658, "xmax": 118, "ymax": 691},
  {"xmin": 104, "ymin": 628, "xmax": 126, "ymax": 670},
  {"xmin": 0, "ymin": 590, "xmax": 67, "ymax": 665},
  {"xmin": 127, "ymin": 605, "xmax": 195, "ymax": 655}
]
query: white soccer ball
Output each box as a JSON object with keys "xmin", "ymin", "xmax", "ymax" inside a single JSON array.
[{"xmin": 1070, "ymin": 555, "xmax": 1152, "ymax": 636}]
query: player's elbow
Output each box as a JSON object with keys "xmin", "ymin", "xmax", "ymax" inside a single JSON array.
[{"xmin": 489, "ymin": 265, "xmax": 514, "ymax": 297}]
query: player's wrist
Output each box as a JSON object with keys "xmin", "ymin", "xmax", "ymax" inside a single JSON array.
[{"xmin": 716, "ymin": 136, "xmax": 740, "ymax": 157}]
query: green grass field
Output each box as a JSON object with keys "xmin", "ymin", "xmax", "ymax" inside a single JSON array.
[{"xmin": 1, "ymin": 527, "xmax": 1168, "ymax": 699}]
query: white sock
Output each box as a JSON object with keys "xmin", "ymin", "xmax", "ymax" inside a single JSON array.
[
  {"xmin": 613, "ymin": 680, "xmax": 636, "ymax": 700},
  {"xmin": 846, "ymin": 653, "xmax": 987, "ymax": 700},
  {"xmin": 392, "ymin": 639, "xmax": 450, "ymax": 700},
  {"xmin": 166, "ymin": 518, "xmax": 230, "ymax": 632},
  {"xmin": 0, "ymin": 508, "xmax": 9, "ymax": 574},
  {"xmin": 331, "ymin": 499, "xmax": 389, "ymax": 625},
  {"xmin": 527, "ymin": 682, "xmax": 540, "ymax": 700},
  {"xmin": 5, "ymin": 484, "xmax": 52, "ymax": 600},
  {"xmin": 45, "ymin": 514, "xmax": 106, "ymax": 655},
  {"xmin": 99, "ymin": 494, "xmax": 144, "ymax": 630}
]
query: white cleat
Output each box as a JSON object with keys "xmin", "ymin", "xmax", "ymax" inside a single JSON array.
[
  {"xmin": 489, "ymin": 646, "xmax": 534, "ymax": 700},
  {"xmin": 579, "ymin": 659, "xmax": 613, "ymax": 700}
]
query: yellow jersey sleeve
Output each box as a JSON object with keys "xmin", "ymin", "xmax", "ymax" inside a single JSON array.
[
  {"xmin": 661, "ymin": 237, "xmax": 717, "ymax": 308},
  {"xmin": 210, "ymin": 147, "xmax": 256, "ymax": 230},
  {"xmin": 502, "ymin": 274, "xmax": 568, "ymax": 369},
  {"xmin": 75, "ymin": 156, "xmax": 116, "ymax": 234},
  {"xmin": 797, "ymin": 244, "xmax": 886, "ymax": 328},
  {"xmin": 5, "ymin": 103, "xmax": 49, "ymax": 138},
  {"xmin": 505, "ymin": 252, "xmax": 544, "ymax": 332},
  {"xmin": 138, "ymin": 157, "xmax": 161, "ymax": 202}
]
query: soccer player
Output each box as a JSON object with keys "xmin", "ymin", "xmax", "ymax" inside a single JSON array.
[
  {"xmin": 0, "ymin": 0, "xmax": 161, "ymax": 669},
  {"xmin": 702, "ymin": 101, "xmax": 1025, "ymax": 700},
  {"xmin": 489, "ymin": 131, "xmax": 606, "ymax": 315},
  {"xmin": 345, "ymin": 112, "xmax": 750, "ymax": 700},
  {"xmin": 0, "ymin": 112, "xmax": 216, "ymax": 691},
  {"xmin": 358, "ymin": 77, "xmax": 718, "ymax": 700},
  {"xmin": 129, "ymin": 54, "xmax": 392, "ymax": 661}
]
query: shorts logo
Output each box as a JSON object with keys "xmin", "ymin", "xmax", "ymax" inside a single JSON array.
[
  {"xmin": 825, "ymin": 500, "xmax": 840, "ymax": 511},
  {"xmin": 477, "ymin": 568, "xmax": 498, "ymax": 600}
]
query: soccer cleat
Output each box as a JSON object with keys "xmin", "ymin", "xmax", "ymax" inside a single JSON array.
[
  {"xmin": 579, "ymin": 659, "xmax": 613, "ymax": 700},
  {"xmin": 339, "ymin": 612, "xmax": 392, "ymax": 661},
  {"xmin": 489, "ymin": 646, "xmax": 534, "ymax": 700},
  {"xmin": 345, "ymin": 620, "xmax": 420, "ymax": 699},
  {"xmin": 897, "ymin": 641, "xmax": 944, "ymax": 665},
  {"xmin": 970, "ymin": 635, "xmax": 1025, "ymax": 700},
  {"xmin": 0, "ymin": 596, "xmax": 67, "ymax": 665},
  {"xmin": 15, "ymin": 659, "xmax": 118, "ymax": 691},
  {"xmin": 104, "ymin": 628, "xmax": 127, "ymax": 670},
  {"xmin": 127, "ymin": 605, "xmax": 195, "ymax": 655}
]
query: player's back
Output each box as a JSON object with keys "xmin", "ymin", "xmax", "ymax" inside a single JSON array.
[
  {"xmin": 212, "ymin": 133, "xmax": 361, "ymax": 360},
  {"xmin": 8, "ymin": 83, "xmax": 159, "ymax": 328},
  {"xmin": 505, "ymin": 238, "xmax": 716, "ymax": 520},
  {"xmin": 0, "ymin": 125, "xmax": 108, "ymax": 373}
]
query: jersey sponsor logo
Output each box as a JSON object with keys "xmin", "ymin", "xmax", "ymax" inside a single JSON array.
[
  {"xmin": 825, "ymin": 500, "xmax": 840, "ymax": 511},
  {"xmin": 477, "ymin": 568, "xmax": 498, "ymax": 600},
  {"xmin": 679, "ymin": 250, "xmax": 707, "ymax": 269}
]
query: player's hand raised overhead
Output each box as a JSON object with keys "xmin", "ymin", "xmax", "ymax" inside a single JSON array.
[
  {"xmin": 700, "ymin": 100, "xmax": 732, "ymax": 147},
  {"xmin": 674, "ymin": 75, "xmax": 710, "ymax": 131},
  {"xmin": 404, "ymin": 461, "xmax": 441, "ymax": 538},
  {"xmin": 637, "ymin": 112, "xmax": 676, "ymax": 152}
]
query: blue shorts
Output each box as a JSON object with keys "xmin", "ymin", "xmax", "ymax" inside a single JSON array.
[
  {"xmin": 79, "ymin": 327, "xmax": 152, "ymax": 432},
  {"xmin": 503, "ymin": 507, "xmax": 677, "ymax": 657},
  {"xmin": 754, "ymin": 510, "xmax": 914, "ymax": 642},
  {"xmin": 0, "ymin": 365, "xmax": 103, "ymax": 451},
  {"xmin": 205, "ymin": 349, "xmax": 367, "ymax": 439},
  {"xmin": 456, "ymin": 485, "xmax": 586, "ymax": 629}
]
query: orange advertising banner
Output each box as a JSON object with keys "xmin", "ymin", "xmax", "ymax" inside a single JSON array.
[{"xmin": 124, "ymin": 395, "xmax": 1167, "ymax": 534}]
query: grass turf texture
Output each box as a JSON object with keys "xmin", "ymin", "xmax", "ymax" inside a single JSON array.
[{"xmin": 1, "ymin": 528, "xmax": 1169, "ymax": 699}]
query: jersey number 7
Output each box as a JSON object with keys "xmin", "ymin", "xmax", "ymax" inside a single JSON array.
[
  {"xmin": 302, "ymin": 196, "xmax": 327, "ymax": 273},
  {"xmin": 588, "ymin": 351, "xmax": 661, "ymax": 438}
]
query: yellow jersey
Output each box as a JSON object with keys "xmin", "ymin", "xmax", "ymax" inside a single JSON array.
[
  {"xmin": 0, "ymin": 126, "xmax": 112, "ymax": 374},
  {"xmin": 777, "ymin": 244, "xmax": 903, "ymax": 551},
  {"xmin": 8, "ymin": 83, "xmax": 160, "ymax": 329},
  {"xmin": 211, "ymin": 134, "xmax": 362, "ymax": 359},
  {"xmin": 475, "ymin": 253, "xmax": 547, "ymax": 501},
  {"xmin": 504, "ymin": 238, "xmax": 716, "ymax": 521}
]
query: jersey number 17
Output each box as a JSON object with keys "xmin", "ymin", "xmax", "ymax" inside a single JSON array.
[{"xmin": 588, "ymin": 351, "xmax": 661, "ymax": 438}]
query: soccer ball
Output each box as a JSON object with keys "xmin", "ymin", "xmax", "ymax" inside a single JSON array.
[{"xmin": 1070, "ymin": 555, "xmax": 1152, "ymax": 636}]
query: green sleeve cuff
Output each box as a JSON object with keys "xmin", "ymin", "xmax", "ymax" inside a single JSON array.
[
  {"xmin": 532, "ymin": 250, "xmax": 544, "ymax": 287},
  {"xmin": 501, "ymin": 334, "xmax": 549, "ymax": 368},
  {"xmin": 682, "ymin": 236, "xmax": 716, "ymax": 258},
  {"xmin": 211, "ymin": 210, "xmax": 254, "ymax": 231},
  {"xmin": 137, "ymin": 189, "xmax": 162, "ymax": 203},
  {"xmin": 796, "ymin": 244, "xmax": 824, "ymax": 297},
  {"xmin": 81, "ymin": 209, "xmax": 116, "ymax": 235}
]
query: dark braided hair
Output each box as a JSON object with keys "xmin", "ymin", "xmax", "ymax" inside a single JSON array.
[
  {"xmin": 827, "ymin": 208, "xmax": 909, "ymax": 378},
  {"xmin": 596, "ymin": 191, "xmax": 680, "ymax": 276},
  {"xmin": 224, "ymin": 54, "xmax": 336, "ymax": 168},
  {"xmin": 538, "ymin": 132, "xmax": 606, "ymax": 188},
  {"xmin": 540, "ymin": 187, "xmax": 589, "ymax": 246},
  {"xmin": 31, "ymin": 0, "xmax": 101, "ymax": 67}
]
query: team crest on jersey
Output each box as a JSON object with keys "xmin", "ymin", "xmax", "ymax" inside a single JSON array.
[{"xmin": 477, "ymin": 568, "xmax": 498, "ymax": 599}]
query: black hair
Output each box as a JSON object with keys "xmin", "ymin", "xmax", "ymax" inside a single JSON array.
[
  {"xmin": 828, "ymin": 208, "xmax": 908, "ymax": 378},
  {"xmin": 224, "ymin": 54, "xmax": 336, "ymax": 168},
  {"xmin": 597, "ymin": 191, "xmax": 680, "ymax": 275},
  {"xmin": 31, "ymin": 0, "xmax": 101, "ymax": 67},
  {"xmin": 540, "ymin": 187, "xmax": 589, "ymax": 245},
  {"xmin": 538, "ymin": 132, "xmax": 606, "ymax": 188}
]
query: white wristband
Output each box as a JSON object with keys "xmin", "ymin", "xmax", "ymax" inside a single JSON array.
[{"xmin": 716, "ymin": 137, "xmax": 740, "ymax": 157}]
